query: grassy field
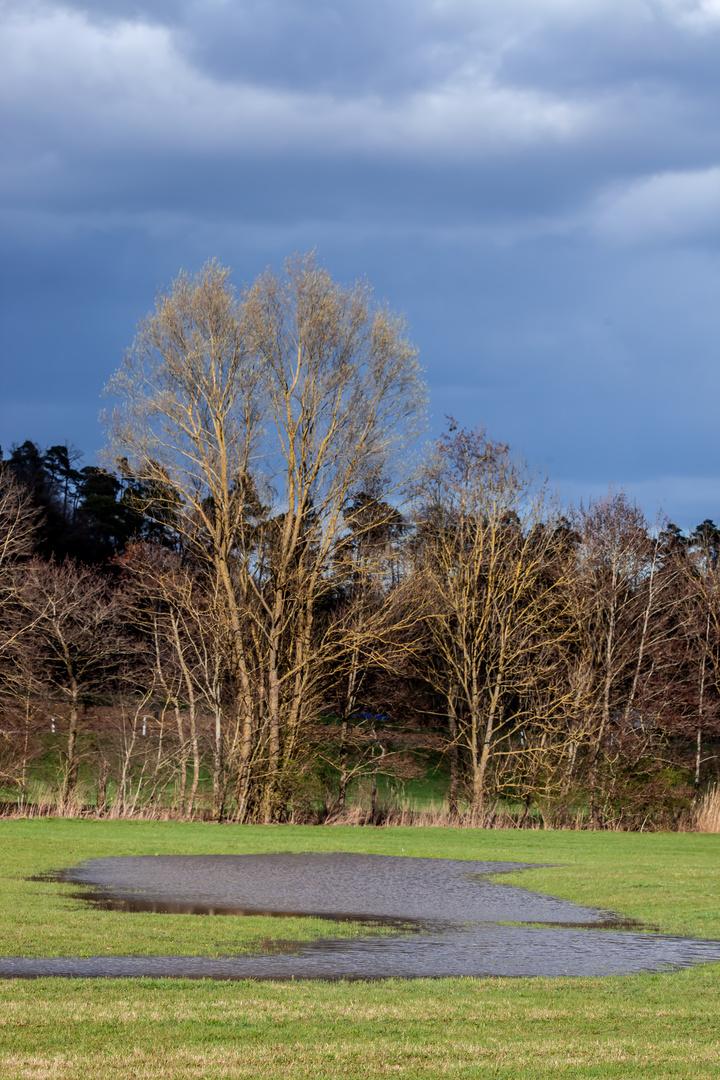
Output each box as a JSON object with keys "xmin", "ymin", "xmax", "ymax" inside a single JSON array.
[{"xmin": 0, "ymin": 820, "xmax": 719, "ymax": 1078}]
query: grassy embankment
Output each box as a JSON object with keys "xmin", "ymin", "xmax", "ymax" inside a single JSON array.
[{"xmin": 0, "ymin": 820, "xmax": 719, "ymax": 1078}]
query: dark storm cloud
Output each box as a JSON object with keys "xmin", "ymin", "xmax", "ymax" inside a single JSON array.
[
  {"xmin": 2, "ymin": 0, "xmax": 717, "ymax": 235},
  {"xmin": 1, "ymin": 0, "xmax": 719, "ymax": 527},
  {"xmin": 43, "ymin": 0, "xmax": 720, "ymax": 101}
]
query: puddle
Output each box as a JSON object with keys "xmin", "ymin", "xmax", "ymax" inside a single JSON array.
[
  {"xmin": 34, "ymin": 853, "xmax": 593, "ymax": 926},
  {"xmin": 7, "ymin": 853, "xmax": 720, "ymax": 980},
  {"xmin": 53, "ymin": 889, "xmax": 419, "ymax": 931}
]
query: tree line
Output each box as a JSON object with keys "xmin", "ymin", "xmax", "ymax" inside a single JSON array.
[{"xmin": 1, "ymin": 256, "xmax": 718, "ymax": 828}]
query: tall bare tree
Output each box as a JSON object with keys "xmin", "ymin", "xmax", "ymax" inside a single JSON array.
[
  {"xmin": 105, "ymin": 254, "xmax": 425, "ymax": 821},
  {"xmin": 570, "ymin": 492, "xmax": 678, "ymax": 827},
  {"xmin": 411, "ymin": 424, "xmax": 576, "ymax": 821},
  {"xmin": 12, "ymin": 558, "xmax": 129, "ymax": 804}
]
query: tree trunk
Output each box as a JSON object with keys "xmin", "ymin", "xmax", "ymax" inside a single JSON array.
[
  {"xmin": 212, "ymin": 703, "xmax": 224, "ymax": 821},
  {"xmin": 234, "ymin": 708, "xmax": 255, "ymax": 822},
  {"xmin": 338, "ymin": 640, "xmax": 361, "ymax": 814},
  {"xmin": 590, "ymin": 593, "xmax": 616, "ymax": 830},
  {"xmin": 471, "ymin": 645, "xmax": 506, "ymax": 823},
  {"xmin": 447, "ymin": 693, "xmax": 459, "ymax": 818},
  {"xmin": 264, "ymin": 617, "xmax": 282, "ymax": 824},
  {"xmin": 694, "ymin": 614, "xmax": 710, "ymax": 800},
  {"xmin": 115, "ymin": 713, "xmax": 139, "ymax": 817},
  {"xmin": 97, "ymin": 758, "xmax": 108, "ymax": 815},
  {"xmin": 473, "ymin": 689, "xmax": 499, "ymax": 824},
  {"xmin": 169, "ymin": 613, "xmax": 200, "ymax": 819},
  {"xmin": 186, "ymin": 700, "xmax": 200, "ymax": 820},
  {"xmin": 148, "ymin": 707, "xmax": 165, "ymax": 808},
  {"xmin": 561, "ymin": 734, "xmax": 579, "ymax": 799},
  {"xmin": 61, "ymin": 679, "xmax": 79, "ymax": 807},
  {"xmin": 20, "ymin": 694, "xmax": 31, "ymax": 811},
  {"xmin": 338, "ymin": 720, "xmax": 349, "ymax": 812},
  {"xmin": 174, "ymin": 700, "xmax": 187, "ymax": 815}
]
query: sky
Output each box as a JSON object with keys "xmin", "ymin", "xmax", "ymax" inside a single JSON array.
[{"xmin": 1, "ymin": 0, "xmax": 719, "ymax": 530}]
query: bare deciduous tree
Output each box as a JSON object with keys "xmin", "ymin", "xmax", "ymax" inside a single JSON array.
[
  {"xmin": 13, "ymin": 558, "xmax": 130, "ymax": 804},
  {"xmin": 411, "ymin": 424, "xmax": 577, "ymax": 821},
  {"xmin": 105, "ymin": 254, "xmax": 426, "ymax": 821},
  {"xmin": 571, "ymin": 492, "xmax": 678, "ymax": 828}
]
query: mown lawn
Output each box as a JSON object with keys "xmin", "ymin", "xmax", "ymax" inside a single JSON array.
[{"xmin": 0, "ymin": 820, "xmax": 718, "ymax": 1078}]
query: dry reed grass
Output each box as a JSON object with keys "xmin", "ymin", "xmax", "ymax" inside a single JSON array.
[
  {"xmin": 0, "ymin": 788, "xmax": 691, "ymax": 831},
  {"xmin": 0, "ymin": 791, "xmax": 191, "ymax": 822},
  {"xmin": 2, "ymin": 795, "xmax": 553, "ymax": 828},
  {"xmin": 695, "ymin": 786, "xmax": 720, "ymax": 833},
  {"xmin": 319, "ymin": 797, "xmax": 566, "ymax": 829}
]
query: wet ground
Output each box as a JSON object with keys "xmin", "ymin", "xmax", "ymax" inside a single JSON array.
[{"xmin": 5, "ymin": 852, "xmax": 720, "ymax": 980}]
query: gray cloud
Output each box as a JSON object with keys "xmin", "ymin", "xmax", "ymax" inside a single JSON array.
[{"xmin": 1, "ymin": 0, "xmax": 718, "ymax": 526}]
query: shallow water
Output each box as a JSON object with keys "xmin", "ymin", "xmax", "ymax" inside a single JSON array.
[{"xmin": 6, "ymin": 852, "xmax": 720, "ymax": 980}]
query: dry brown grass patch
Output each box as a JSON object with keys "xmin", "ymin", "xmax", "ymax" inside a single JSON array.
[{"xmin": 695, "ymin": 787, "xmax": 720, "ymax": 833}]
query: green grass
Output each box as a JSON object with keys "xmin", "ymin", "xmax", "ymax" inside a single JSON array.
[
  {"xmin": 2, "ymin": 967, "xmax": 719, "ymax": 1079},
  {"xmin": 0, "ymin": 820, "xmax": 719, "ymax": 1078}
]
